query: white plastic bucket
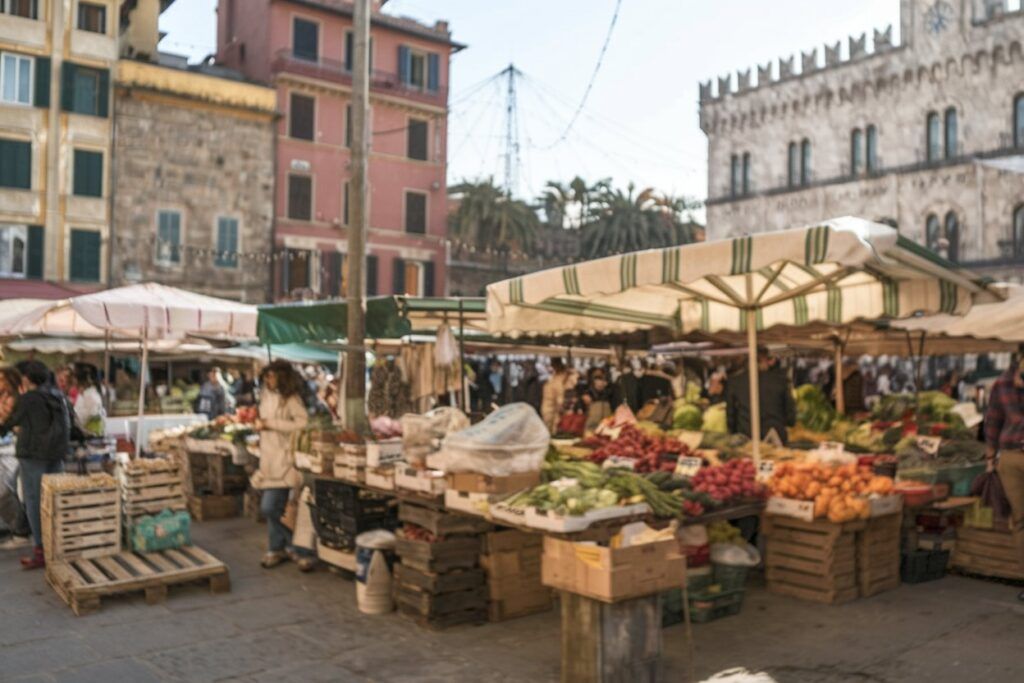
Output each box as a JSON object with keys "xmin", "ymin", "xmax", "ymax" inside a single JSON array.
[{"xmin": 355, "ymin": 530, "xmax": 396, "ymax": 615}]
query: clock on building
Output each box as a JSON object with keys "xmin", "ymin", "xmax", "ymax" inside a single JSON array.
[{"xmin": 924, "ymin": 0, "xmax": 954, "ymax": 35}]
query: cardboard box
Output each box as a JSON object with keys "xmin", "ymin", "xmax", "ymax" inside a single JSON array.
[
  {"xmin": 366, "ymin": 439, "xmax": 404, "ymax": 468},
  {"xmin": 444, "ymin": 470, "xmax": 541, "ymax": 495},
  {"xmin": 481, "ymin": 529, "xmax": 541, "ymax": 554},
  {"xmin": 481, "ymin": 546, "xmax": 543, "ymax": 578},
  {"xmin": 488, "ymin": 588, "xmax": 552, "ymax": 622},
  {"xmin": 541, "ymin": 536, "xmax": 685, "ymax": 603}
]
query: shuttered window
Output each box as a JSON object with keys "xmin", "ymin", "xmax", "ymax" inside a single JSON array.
[
  {"xmin": 343, "ymin": 181, "xmax": 350, "ymax": 225},
  {"xmin": 155, "ymin": 210, "xmax": 181, "ymax": 265},
  {"xmin": 405, "ymin": 191, "xmax": 426, "ymax": 234},
  {"xmin": 77, "ymin": 2, "xmax": 106, "ymax": 33},
  {"xmin": 289, "ymin": 93, "xmax": 314, "ymax": 140},
  {"xmin": 0, "ymin": 138, "xmax": 31, "ymax": 189},
  {"xmin": 69, "ymin": 229, "xmax": 101, "ymax": 282},
  {"xmin": 345, "ymin": 104, "xmax": 352, "ymax": 147},
  {"xmin": 73, "ymin": 149, "xmax": 103, "ymax": 197},
  {"xmin": 62, "ymin": 63, "xmax": 108, "ymax": 117},
  {"xmin": 366, "ymin": 254, "xmax": 378, "ymax": 296},
  {"xmin": 292, "ymin": 18, "xmax": 318, "ymax": 61},
  {"xmin": 215, "ymin": 217, "xmax": 239, "ymax": 268},
  {"xmin": 344, "ymin": 32, "xmax": 374, "ymax": 71},
  {"xmin": 4, "ymin": 0, "xmax": 38, "ymax": 19},
  {"xmin": 407, "ymin": 118, "xmax": 428, "ymax": 161},
  {"xmin": 287, "ymin": 174, "xmax": 312, "ymax": 221}
]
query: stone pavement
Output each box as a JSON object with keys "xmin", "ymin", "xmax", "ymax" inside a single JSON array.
[{"xmin": 2, "ymin": 517, "xmax": 1023, "ymax": 682}]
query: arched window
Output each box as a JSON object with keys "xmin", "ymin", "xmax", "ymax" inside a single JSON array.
[
  {"xmin": 925, "ymin": 214, "xmax": 941, "ymax": 251},
  {"xmin": 850, "ymin": 128, "xmax": 863, "ymax": 176},
  {"xmin": 800, "ymin": 138, "xmax": 811, "ymax": 185},
  {"xmin": 926, "ymin": 112, "xmax": 941, "ymax": 162},
  {"xmin": 1015, "ymin": 94, "xmax": 1024, "ymax": 148},
  {"xmin": 741, "ymin": 153, "xmax": 751, "ymax": 194},
  {"xmin": 944, "ymin": 107, "xmax": 958, "ymax": 159},
  {"xmin": 944, "ymin": 211, "xmax": 960, "ymax": 262},
  {"xmin": 787, "ymin": 142, "xmax": 799, "ymax": 187},
  {"xmin": 1013, "ymin": 205, "xmax": 1024, "ymax": 257},
  {"xmin": 866, "ymin": 125, "xmax": 878, "ymax": 173},
  {"xmin": 730, "ymin": 154, "xmax": 740, "ymax": 197}
]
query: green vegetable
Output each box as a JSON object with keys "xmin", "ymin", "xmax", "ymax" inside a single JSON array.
[
  {"xmin": 701, "ymin": 403, "xmax": 727, "ymax": 433},
  {"xmin": 673, "ymin": 403, "xmax": 703, "ymax": 431},
  {"xmin": 795, "ymin": 384, "xmax": 836, "ymax": 432}
]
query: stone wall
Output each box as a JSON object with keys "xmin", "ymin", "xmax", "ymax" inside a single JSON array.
[
  {"xmin": 699, "ymin": 0, "xmax": 1024, "ymax": 273},
  {"xmin": 111, "ymin": 90, "xmax": 276, "ymax": 303}
]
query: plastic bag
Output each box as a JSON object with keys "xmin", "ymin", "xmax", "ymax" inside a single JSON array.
[
  {"xmin": 710, "ymin": 541, "xmax": 761, "ymax": 567},
  {"xmin": 0, "ymin": 452, "xmax": 24, "ymax": 533},
  {"xmin": 428, "ymin": 403, "xmax": 550, "ymax": 476},
  {"xmin": 434, "ymin": 325, "xmax": 459, "ymax": 367},
  {"xmin": 971, "ymin": 470, "xmax": 1012, "ymax": 520}
]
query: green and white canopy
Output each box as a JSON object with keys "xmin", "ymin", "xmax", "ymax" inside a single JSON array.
[{"xmin": 487, "ymin": 217, "xmax": 994, "ymax": 338}]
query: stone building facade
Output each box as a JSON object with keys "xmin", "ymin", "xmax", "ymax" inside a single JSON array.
[
  {"xmin": 699, "ymin": 0, "xmax": 1024, "ymax": 282},
  {"xmin": 111, "ymin": 56, "xmax": 277, "ymax": 302}
]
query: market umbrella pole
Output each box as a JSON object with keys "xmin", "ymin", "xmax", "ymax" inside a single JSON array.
[
  {"xmin": 459, "ymin": 301, "xmax": 467, "ymax": 412},
  {"xmin": 746, "ymin": 309, "xmax": 761, "ymax": 464},
  {"xmin": 134, "ymin": 325, "xmax": 149, "ymax": 459},
  {"xmin": 834, "ymin": 340, "xmax": 845, "ymax": 415},
  {"xmin": 103, "ymin": 330, "xmax": 111, "ymax": 413}
]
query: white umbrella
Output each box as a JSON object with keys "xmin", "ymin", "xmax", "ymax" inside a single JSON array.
[
  {"xmin": 487, "ymin": 217, "xmax": 998, "ymax": 460},
  {"xmin": 69, "ymin": 283, "xmax": 258, "ymax": 456},
  {"xmin": 893, "ymin": 283, "xmax": 1024, "ymax": 343},
  {"xmin": 0, "ymin": 298, "xmax": 114, "ymax": 338}
]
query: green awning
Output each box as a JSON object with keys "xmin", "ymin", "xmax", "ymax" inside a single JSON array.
[{"xmin": 257, "ymin": 296, "xmax": 486, "ymax": 345}]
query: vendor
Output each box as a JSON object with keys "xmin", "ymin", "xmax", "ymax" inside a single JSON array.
[
  {"xmin": 983, "ymin": 354, "xmax": 1024, "ymax": 601},
  {"xmin": 725, "ymin": 347, "xmax": 796, "ymax": 444},
  {"xmin": 702, "ymin": 370, "xmax": 727, "ymax": 405},
  {"xmin": 250, "ymin": 360, "xmax": 311, "ymax": 571},
  {"xmin": 541, "ymin": 358, "xmax": 572, "ymax": 433},
  {"xmin": 582, "ymin": 367, "xmax": 613, "ymax": 431},
  {"xmin": 639, "ymin": 360, "xmax": 676, "ymax": 404}
]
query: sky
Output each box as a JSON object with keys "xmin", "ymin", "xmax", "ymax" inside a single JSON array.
[{"xmin": 159, "ymin": 0, "xmax": 901, "ymax": 206}]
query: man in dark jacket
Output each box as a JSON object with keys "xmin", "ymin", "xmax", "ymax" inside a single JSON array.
[
  {"xmin": 0, "ymin": 361, "xmax": 69, "ymax": 569},
  {"xmin": 726, "ymin": 348, "xmax": 797, "ymax": 445}
]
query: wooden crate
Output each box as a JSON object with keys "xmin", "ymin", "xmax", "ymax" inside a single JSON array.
[
  {"xmin": 398, "ymin": 502, "xmax": 492, "ymax": 537},
  {"xmin": 181, "ymin": 450, "xmax": 247, "ymax": 497},
  {"xmin": 188, "ymin": 494, "xmax": 241, "ymax": 521},
  {"xmin": 952, "ymin": 526, "xmax": 1024, "ymax": 581},
  {"xmin": 394, "ymin": 582, "xmax": 488, "ymax": 617},
  {"xmin": 119, "ymin": 460, "xmax": 189, "ymax": 531},
  {"xmin": 46, "ymin": 544, "xmax": 230, "ymax": 616},
  {"xmin": 488, "ymin": 590, "xmax": 553, "ymax": 622},
  {"xmin": 763, "ymin": 514, "xmax": 863, "ymax": 605},
  {"xmin": 41, "ymin": 475, "xmax": 121, "ymax": 564},
  {"xmin": 857, "ymin": 513, "xmax": 902, "ymax": 597},
  {"xmin": 394, "ymin": 534, "xmax": 481, "ymax": 573},
  {"xmin": 393, "ymin": 563, "xmax": 485, "ymax": 595}
]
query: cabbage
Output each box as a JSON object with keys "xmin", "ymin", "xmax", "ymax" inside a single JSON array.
[
  {"xmin": 673, "ymin": 404, "xmax": 703, "ymax": 430},
  {"xmin": 702, "ymin": 403, "xmax": 727, "ymax": 433}
]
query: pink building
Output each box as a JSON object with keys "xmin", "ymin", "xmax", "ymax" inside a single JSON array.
[{"xmin": 215, "ymin": 0, "xmax": 462, "ymax": 299}]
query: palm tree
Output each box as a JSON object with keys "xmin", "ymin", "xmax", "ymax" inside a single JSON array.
[
  {"xmin": 581, "ymin": 184, "xmax": 704, "ymax": 258},
  {"xmin": 541, "ymin": 181, "xmax": 571, "ymax": 229},
  {"xmin": 448, "ymin": 178, "xmax": 540, "ymax": 254}
]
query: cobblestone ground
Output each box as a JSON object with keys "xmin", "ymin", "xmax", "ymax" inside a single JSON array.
[{"xmin": 2, "ymin": 518, "xmax": 1023, "ymax": 682}]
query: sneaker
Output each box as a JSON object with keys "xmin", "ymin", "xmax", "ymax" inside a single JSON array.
[
  {"xmin": 260, "ymin": 551, "xmax": 289, "ymax": 569},
  {"xmin": 296, "ymin": 556, "xmax": 316, "ymax": 573},
  {"xmin": 20, "ymin": 546, "xmax": 45, "ymax": 571},
  {"xmin": 0, "ymin": 535, "xmax": 31, "ymax": 550}
]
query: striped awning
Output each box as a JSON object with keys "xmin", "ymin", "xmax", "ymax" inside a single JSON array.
[{"xmin": 487, "ymin": 217, "xmax": 997, "ymax": 338}]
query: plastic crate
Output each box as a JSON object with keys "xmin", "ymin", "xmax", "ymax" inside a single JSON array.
[
  {"xmin": 308, "ymin": 502, "xmax": 356, "ymax": 550},
  {"xmin": 712, "ymin": 564, "xmax": 750, "ymax": 592},
  {"xmin": 335, "ymin": 508, "xmax": 398, "ymax": 535},
  {"xmin": 688, "ymin": 588, "xmax": 744, "ymax": 623},
  {"xmin": 313, "ymin": 479, "xmax": 392, "ymax": 517},
  {"xmin": 661, "ymin": 588, "xmax": 684, "ymax": 627},
  {"xmin": 900, "ymin": 550, "xmax": 949, "ymax": 584},
  {"xmin": 935, "ymin": 463, "xmax": 985, "ymax": 497}
]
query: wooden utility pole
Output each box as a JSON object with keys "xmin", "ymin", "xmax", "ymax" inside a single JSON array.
[{"xmin": 344, "ymin": 0, "xmax": 371, "ymax": 432}]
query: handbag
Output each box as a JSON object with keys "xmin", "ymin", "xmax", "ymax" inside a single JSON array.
[{"xmin": 281, "ymin": 498, "xmax": 298, "ymax": 531}]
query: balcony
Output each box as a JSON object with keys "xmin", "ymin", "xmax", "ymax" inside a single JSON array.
[{"xmin": 271, "ymin": 50, "xmax": 447, "ymax": 107}]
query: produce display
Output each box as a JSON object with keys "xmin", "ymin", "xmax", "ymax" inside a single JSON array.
[
  {"xmin": 578, "ymin": 424, "xmax": 691, "ymax": 473},
  {"xmin": 769, "ymin": 462, "xmax": 895, "ymax": 522},
  {"xmin": 689, "ymin": 459, "xmax": 767, "ymax": 506},
  {"xmin": 795, "ymin": 384, "xmax": 836, "ymax": 433},
  {"xmin": 707, "ymin": 520, "xmax": 744, "ymax": 545}
]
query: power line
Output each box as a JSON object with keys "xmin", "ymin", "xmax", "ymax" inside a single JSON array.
[{"xmin": 538, "ymin": 0, "xmax": 622, "ymax": 150}]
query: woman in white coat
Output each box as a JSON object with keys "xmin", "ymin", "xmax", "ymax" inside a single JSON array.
[{"xmin": 251, "ymin": 361, "xmax": 309, "ymax": 568}]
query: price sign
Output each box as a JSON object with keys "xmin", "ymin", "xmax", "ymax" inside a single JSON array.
[
  {"xmin": 757, "ymin": 460, "xmax": 775, "ymax": 482},
  {"xmin": 675, "ymin": 430, "xmax": 704, "ymax": 452},
  {"xmin": 550, "ymin": 477, "xmax": 580, "ymax": 490},
  {"xmin": 602, "ymin": 456, "xmax": 636, "ymax": 471},
  {"xmin": 916, "ymin": 435, "xmax": 942, "ymax": 456},
  {"xmin": 674, "ymin": 456, "xmax": 703, "ymax": 477}
]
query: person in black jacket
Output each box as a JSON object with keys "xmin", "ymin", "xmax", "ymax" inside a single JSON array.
[
  {"xmin": 726, "ymin": 348, "xmax": 796, "ymax": 445},
  {"xmin": 0, "ymin": 360, "xmax": 69, "ymax": 569}
]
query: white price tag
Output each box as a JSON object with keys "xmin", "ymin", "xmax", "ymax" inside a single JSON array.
[
  {"xmin": 675, "ymin": 430, "xmax": 704, "ymax": 452},
  {"xmin": 757, "ymin": 460, "xmax": 775, "ymax": 482},
  {"xmin": 550, "ymin": 477, "xmax": 580, "ymax": 490},
  {"xmin": 916, "ymin": 435, "xmax": 942, "ymax": 456},
  {"xmin": 602, "ymin": 456, "xmax": 636, "ymax": 471},
  {"xmin": 674, "ymin": 456, "xmax": 703, "ymax": 477}
]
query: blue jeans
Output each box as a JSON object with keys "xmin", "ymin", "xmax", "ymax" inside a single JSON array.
[
  {"xmin": 259, "ymin": 488, "xmax": 293, "ymax": 553},
  {"xmin": 19, "ymin": 459, "xmax": 64, "ymax": 548}
]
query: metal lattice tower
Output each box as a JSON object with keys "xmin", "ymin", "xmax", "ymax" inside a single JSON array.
[{"xmin": 500, "ymin": 63, "xmax": 522, "ymax": 197}]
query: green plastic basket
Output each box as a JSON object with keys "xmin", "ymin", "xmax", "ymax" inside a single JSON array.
[
  {"xmin": 712, "ymin": 563, "xmax": 750, "ymax": 592},
  {"xmin": 688, "ymin": 588, "xmax": 745, "ymax": 624}
]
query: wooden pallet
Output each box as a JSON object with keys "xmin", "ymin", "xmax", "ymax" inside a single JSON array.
[
  {"xmin": 952, "ymin": 527, "xmax": 1024, "ymax": 581},
  {"xmin": 46, "ymin": 545, "xmax": 230, "ymax": 616}
]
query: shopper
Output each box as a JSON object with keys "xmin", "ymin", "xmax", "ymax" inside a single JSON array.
[
  {"xmin": 73, "ymin": 365, "xmax": 106, "ymax": 436},
  {"xmin": 582, "ymin": 367, "xmax": 613, "ymax": 431},
  {"xmin": 703, "ymin": 370, "xmax": 727, "ymax": 405},
  {"xmin": 639, "ymin": 360, "xmax": 676, "ymax": 404},
  {"xmin": 611, "ymin": 360, "xmax": 641, "ymax": 412},
  {"xmin": 983, "ymin": 355, "xmax": 1024, "ymax": 600},
  {"xmin": 541, "ymin": 358, "xmax": 572, "ymax": 433},
  {"xmin": 195, "ymin": 367, "xmax": 229, "ymax": 418},
  {"xmin": 232, "ymin": 370, "xmax": 257, "ymax": 407},
  {"xmin": 250, "ymin": 360, "xmax": 311, "ymax": 570},
  {"xmin": 726, "ymin": 347, "xmax": 796, "ymax": 445},
  {"xmin": 0, "ymin": 361, "xmax": 69, "ymax": 569}
]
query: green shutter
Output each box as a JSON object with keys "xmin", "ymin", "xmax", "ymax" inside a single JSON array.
[
  {"xmin": 392, "ymin": 257, "xmax": 405, "ymax": 295},
  {"xmin": 34, "ymin": 56, "xmax": 50, "ymax": 108},
  {"xmin": 26, "ymin": 225, "xmax": 44, "ymax": 279},
  {"xmin": 61, "ymin": 62, "xmax": 75, "ymax": 112},
  {"xmin": 423, "ymin": 260, "xmax": 435, "ymax": 296},
  {"xmin": 73, "ymin": 150, "xmax": 102, "ymax": 197},
  {"xmin": 97, "ymin": 68, "xmax": 109, "ymax": 117},
  {"xmin": 70, "ymin": 230, "xmax": 101, "ymax": 282},
  {"xmin": 0, "ymin": 139, "xmax": 31, "ymax": 189},
  {"xmin": 366, "ymin": 254, "xmax": 378, "ymax": 296}
]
